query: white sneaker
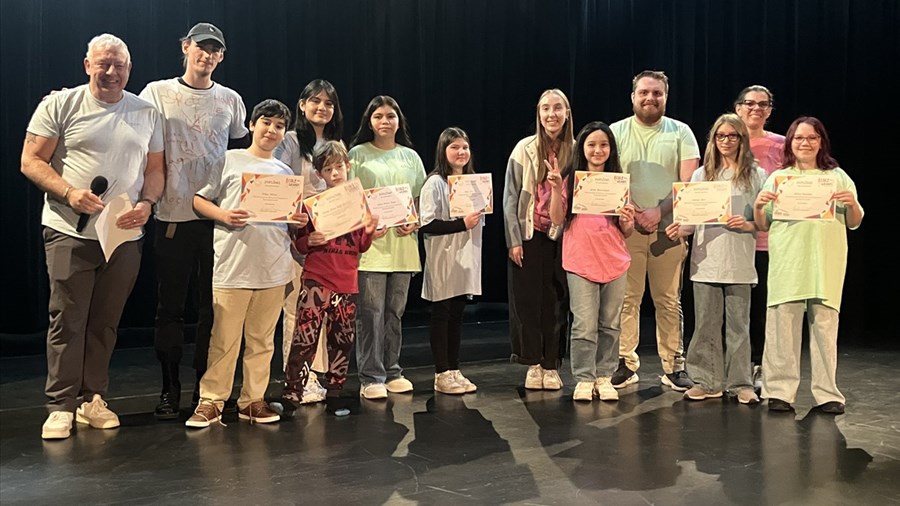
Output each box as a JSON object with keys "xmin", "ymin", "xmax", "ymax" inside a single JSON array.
[
  {"xmin": 542, "ymin": 369, "xmax": 563, "ymax": 390},
  {"xmin": 42, "ymin": 411, "xmax": 74, "ymax": 439},
  {"xmin": 434, "ymin": 371, "xmax": 466, "ymax": 395},
  {"xmin": 525, "ymin": 365, "xmax": 543, "ymax": 390},
  {"xmin": 595, "ymin": 377, "xmax": 619, "ymax": 401},
  {"xmin": 360, "ymin": 383, "xmax": 388, "ymax": 400},
  {"xmin": 76, "ymin": 394, "xmax": 120, "ymax": 429},
  {"xmin": 385, "ymin": 376, "xmax": 414, "ymax": 393},
  {"xmin": 301, "ymin": 372, "xmax": 327, "ymax": 404},
  {"xmin": 450, "ymin": 370, "xmax": 477, "ymax": 393},
  {"xmin": 573, "ymin": 381, "xmax": 594, "ymax": 402}
]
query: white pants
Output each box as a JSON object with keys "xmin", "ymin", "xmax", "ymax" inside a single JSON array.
[{"xmin": 761, "ymin": 301, "xmax": 844, "ymax": 405}]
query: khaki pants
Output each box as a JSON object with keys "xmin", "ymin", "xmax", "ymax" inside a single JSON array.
[
  {"xmin": 619, "ymin": 231, "xmax": 687, "ymax": 374},
  {"xmin": 199, "ymin": 285, "xmax": 285, "ymax": 410},
  {"xmin": 282, "ymin": 259, "xmax": 328, "ymax": 373},
  {"xmin": 761, "ymin": 301, "xmax": 843, "ymax": 405}
]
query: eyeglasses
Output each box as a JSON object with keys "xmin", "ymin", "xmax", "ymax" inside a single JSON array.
[
  {"xmin": 714, "ymin": 133, "xmax": 741, "ymax": 143},
  {"xmin": 739, "ymin": 100, "xmax": 772, "ymax": 110},
  {"xmin": 792, "ymin": 135, "xmax": 821, "ymax": 144}
]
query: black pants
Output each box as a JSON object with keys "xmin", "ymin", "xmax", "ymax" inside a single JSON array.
[
  {"xmin": 153, "ymin": 220, "xmax": 214, "ymax": 372},
  {"xmin": 507, "ymin": 231, "xmax": 567, "ymax": 370},
  {"xmin": 749, "ymin": 251, "xmax": 769, "ymax": 365},
  {"xmin": 430, "ymin": 295, "xmax": 467, "ymax": 373}
]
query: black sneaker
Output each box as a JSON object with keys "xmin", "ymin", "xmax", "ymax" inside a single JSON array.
[
  {"xmin": 817, "ymin": 401, "xmax": 845, "ymax": 414},
  {"xmin": 768, "ymin": 398, "xmax": 793, "ymax": 412},
  {"xmin": 611, "ymin": 358, "xmax": 639, "ymax": 389},
  {"xmin": 154, "ymin": 392, "xmax": 180, "ymax": 420},
  {"xmin": 660, "ymin": 371, "xmax": 694, "ymax": 392}
]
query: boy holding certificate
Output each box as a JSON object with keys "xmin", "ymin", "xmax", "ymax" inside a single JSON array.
[
  {"xmin": 186, "ymin": 99, "xmax": 304, "ymax": 428},
  {"xmin": 281, "ymin": 141, "xmax": 382, "ymax": 415}
]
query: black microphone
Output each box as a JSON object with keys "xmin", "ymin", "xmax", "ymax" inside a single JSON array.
[{"xmin": 75, "ymin": 176, "xmax": 108, "ymax": 233}]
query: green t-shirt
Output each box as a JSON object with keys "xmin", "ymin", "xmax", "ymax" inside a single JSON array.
[
  {"xmin": 349, "ymin": 142, "xmax": 427, "ymax": 272},
  {"xmin": 762, "ymin": 167, "xmax": 862, "ymax": 310},
  {"xmin": 610, "ymin": 116, "xmax": 700, "ymax": 228}
]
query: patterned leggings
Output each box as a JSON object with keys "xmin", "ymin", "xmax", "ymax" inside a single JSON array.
[{"xmin": 283, "ymin": 278, "xmax": 357, "ymax": 401}]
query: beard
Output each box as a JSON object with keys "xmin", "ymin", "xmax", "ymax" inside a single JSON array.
[{"xmin": 633, "ymin": 101, "xmax": 665, "ymax": 125}]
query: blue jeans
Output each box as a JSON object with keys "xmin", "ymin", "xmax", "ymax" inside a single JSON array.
[
  {"xmin": 567, "ymin": 272, "xmax": 627, "ymax": 382},
  {"xmin": 686, "ymin": 282, "xmax": 752, "ymax": 392},
  {"xmin": 356, "ymin": 271, "xmax": 411, "ymax": 385}
]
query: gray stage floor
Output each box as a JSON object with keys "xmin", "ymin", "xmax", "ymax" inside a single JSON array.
[{"xmin": 1, "ymin": 319, "xmax": 899, "ymax": 505}]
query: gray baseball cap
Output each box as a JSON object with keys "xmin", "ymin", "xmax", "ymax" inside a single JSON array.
[{"xmin": 186, "ymin": 22, "xmax": 226, "ymax": 49}]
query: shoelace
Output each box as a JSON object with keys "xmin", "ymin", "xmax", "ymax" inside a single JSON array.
[
  {"xmin": 196, "ymin": 404, "xmax": 226, "ymax": 427},
  {"xmin": 48, "ymin": 411, "xmax": 70, "ymax": 424}
]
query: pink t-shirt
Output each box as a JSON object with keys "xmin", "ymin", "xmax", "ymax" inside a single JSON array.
[
  {"xmin": 562, "ymin": 214, "xmax": 631, "ymax": 284},
  {"xmin": 750, "ymin": 131, "xmax": 786, "ymax": 251},
  {"xmin": 533, "ymin": 178, "xmax": 555, "ymax": 234}
]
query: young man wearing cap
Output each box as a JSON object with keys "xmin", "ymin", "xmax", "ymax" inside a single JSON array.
[{"xmin": 139, "ymin": 22, "xmax": 249, "ymax": 420}]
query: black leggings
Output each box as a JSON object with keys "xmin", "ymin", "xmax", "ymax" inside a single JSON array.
[{"xmin": 430, "ymin": 295, "xmax": 467, "ymax": 373}]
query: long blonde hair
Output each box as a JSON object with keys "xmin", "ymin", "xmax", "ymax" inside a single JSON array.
[
  {"xmin": 703, "ymin": 114, "xmax": 758, "ymax": 192},
  {"xmin": 535, "ymin": 89, "xmax": 575, "ymax": 182}
]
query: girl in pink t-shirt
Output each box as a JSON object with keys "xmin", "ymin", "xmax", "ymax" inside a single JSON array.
[{"xmin": 548, "ymin": 121, "xmax": 635, "ymax": 402}]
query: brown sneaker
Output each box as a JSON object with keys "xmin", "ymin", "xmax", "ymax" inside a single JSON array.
[
  {"xmin": 238, "ymin": 401, "xmax": 280, "ymax": 424},
  {"xmin": 185, "ymin": 402, "xmax": 222, "ymax": 428}
]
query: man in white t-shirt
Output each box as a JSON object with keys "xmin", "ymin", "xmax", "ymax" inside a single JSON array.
[
  {"xmin": 21, "ymin": 34, "xmax": 164, "ymax": 440},
  {"xmin": 609, "ymin": 70, "xmax": 700, "ymax": 392},
  {"xmin": 139, "ymin": 22, "xmax": 249, "ymax": 420}
]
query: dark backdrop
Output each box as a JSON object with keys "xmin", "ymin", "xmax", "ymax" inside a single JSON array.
[{"xmin": 2, "ymin": 1, "xmax": 897, "ymax": 347}]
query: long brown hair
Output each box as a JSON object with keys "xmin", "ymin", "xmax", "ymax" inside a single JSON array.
[
  {"xmin": 535, "ymin": 89, "xmax": 575, "ymax": 182},
  {"xmin": 702, "ymin": 114, "xmax": 758, "ymax": 192}
]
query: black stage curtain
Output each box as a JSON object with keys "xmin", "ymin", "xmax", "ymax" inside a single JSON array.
[{"xmin": 2, "ymin": 1, "xmax": 897, "ymax": 343}]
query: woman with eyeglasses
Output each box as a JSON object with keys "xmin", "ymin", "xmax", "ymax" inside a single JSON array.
[
  {"xmin": 753, "ymin": 117, "xmax": 864, "ymax": 414},
  {"xmin": 665, "ymin": 114, "xmax": 766, "ymax": 404},
  {"xmin": 734, "ymin": 85, "xmax": 785, "ymax": 389},
  {"xmin": 275, "ymin": 79, "xmax": 345, "ymax": 405}
]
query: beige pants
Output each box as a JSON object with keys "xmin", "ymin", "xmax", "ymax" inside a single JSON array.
[
  {"xmin": 199, "ymin": 285, "xmax": 285, "ymax": 410},
  {"xmin": 761, "ymin": 301, "xmax": 844, "ymax": 405},
  {"xmin": 619, "ymin": 231, "xmax": 688, "ymax": 374},
  {"xmin": 283, "ymin": 260, "xmax": 328, "ymax": 373}
]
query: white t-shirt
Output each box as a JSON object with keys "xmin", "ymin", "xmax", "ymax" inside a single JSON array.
[
  {"xmin": 196, "ymin": 150, "xmax": 294, "ymax": 289},
  {"xmin": 274, "ymin": 131, "xmax": 327, "ymax": 197},
  {"xmin": 687, "ymin": 166, "xmax": 766, "ymax": 284},
  {"xmin": 26, "ymin": 85, "xmax": 164, "ymax": 240},
  {"xmin": 139, "ymin": 78, "xmax": 248, "ymax": 222}
]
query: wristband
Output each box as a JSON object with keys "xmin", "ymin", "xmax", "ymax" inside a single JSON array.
[{"xmin": 63, "ymin": 186, "xmax": 72, "ymax": 201}]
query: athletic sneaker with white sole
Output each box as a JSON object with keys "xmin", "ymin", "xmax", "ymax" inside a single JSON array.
[
  {"xmin": 42, "ymin": 411, "xmax": 74, "ymax": 440},
  {"xmin": 595, "ymin": 377, "xmax": 619, "ymax": 401},
  {"xmin": 360, "ymin": 383, "xmax": 388, "ymax": 399},
  {"xmin": 76, "ymin": 394, "xmax": 120, "ymax": 429},
  {"xmin": 385, "ymin": 377, "xmax": 414, "ymax": 393},
  {"xmin": 573, "ymin": 381, "xmax": 594, "ymax": 401}
]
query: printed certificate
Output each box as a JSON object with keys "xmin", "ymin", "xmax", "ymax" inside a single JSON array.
[
  {"xmin": 448, "ymin": 174, "xmax": 493, "ymax": 217},
  {"xmin": 672, "ymin": 181, "xmax": 731, "ymax": 225},
  {"xmin": 363, "ymin": 184, "xmax": 419, "ymax": 227},
  {"xmin": 239, "ymin": 173, "xmax": 305, "ymax": 223},
  {"xmin": 772, "ymin": 174, "xmax": 837, "ymax": 221},
  {"xmin": 303, "ymin": 178, "xmax": 369, "ymax": 241},
  {"xmin": 571, "ymin": 171, "xmax": 630, "ymax": 215}
]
